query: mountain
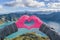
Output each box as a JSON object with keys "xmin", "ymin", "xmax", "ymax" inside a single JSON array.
[{"xmin": 0, "ymin": 11, "xmax": 60, "ymax": 23}]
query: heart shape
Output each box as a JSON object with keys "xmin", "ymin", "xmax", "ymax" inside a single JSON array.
[
  {"xmin": 16, "ymin": 15, "xmax": 43, "ymax": 30},
  {"xmin": 25, "ymin": 20, "xmax": 34, "ymax": 26}
]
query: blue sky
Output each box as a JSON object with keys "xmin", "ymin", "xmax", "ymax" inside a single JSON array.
[
  {"xmin": 0, "ymin": 0, "xmax": 60, "ymax": 13},
  {"xmin": 0, "ymin": 0, "xmax": 60, "ymax": 36}
]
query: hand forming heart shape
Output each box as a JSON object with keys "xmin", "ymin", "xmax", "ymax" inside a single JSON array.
[{"xmin": 15, "ymin": 15, "xmax": 43, "ymax": 30}]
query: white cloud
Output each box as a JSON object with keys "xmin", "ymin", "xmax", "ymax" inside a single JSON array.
[
  {"xmin": 0, "ymin": 5, "xmax": 9, "ymax": 14},
  {"xmin": 27, "ymin": 8, "xmax": 60, "ymax": 12},
  {"xmin": 47, "ymin": 2, "xmax": 60, "ymax": 8},
  {"xmin": 3, "ymin": 0, "xmax": 45, "ymax": 8},
  {"xmin": 28, "ymin": 1, "xmax": 45, "ymax": 7},
  {"xmin": 47, "ymin": 21, "xmax": 60, "ymax": 33},
  {"xmin": 0, "ymin": 0, "xmax": 60, "ymax": 13},
  {"xmin": 44, "ymin": 0, "xmax": 50, "ymax": 1},
  {"xmin": 0, "ymin": 5, "xmax": 3, "ymax": 11}
]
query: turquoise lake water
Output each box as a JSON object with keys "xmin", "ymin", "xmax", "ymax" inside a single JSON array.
[{"xmin": 0, "ymin": 22, "xmax": 47, "ymax": 39}]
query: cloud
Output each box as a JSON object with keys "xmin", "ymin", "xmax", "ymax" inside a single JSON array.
[
  {"xmin": 3, "ymin": 0, "xmax": 45, "ymax": 8},
  {"xmin": 0, "ymin": 5, "xmax": 9, "ymax": 14},
  {"xmin": 47, "ymin": 21, "xmax": 60, "ymax": 33},
  {"xmin": 0, "ymin": 5, "xmax": 3, "ymax": 11},
  {"xmin": 26, "ymin": 8, "xmax": 60, "ymax": 12},
  {"xmin": 44, "ymin": 0, "xmax": 50, "ymax": 1},
  {"xmin": 0, "ymin": 0, "xmax": 60, "ymax": 13},
  {"xmin": 47, "ymin": 2, "xmax": 60, "ymax": 8}
]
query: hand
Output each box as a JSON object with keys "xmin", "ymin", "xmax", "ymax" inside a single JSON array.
[{"xmin": 15, "ymin": 15, "xmax": 43, "ymax": 30}]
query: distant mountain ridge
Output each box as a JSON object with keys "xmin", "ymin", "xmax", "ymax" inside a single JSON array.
[{"xmin": 0, "ymin": 12, "xmax": 60, "ymax": 23}]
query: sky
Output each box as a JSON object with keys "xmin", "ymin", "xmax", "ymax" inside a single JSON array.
[
  {"xmin": 0, "ymin": 0, "xmax": 60, "ymax": 36},
  {"xmin": 0, "ymin": 0, "xmax": 60, "ymax": 13}
]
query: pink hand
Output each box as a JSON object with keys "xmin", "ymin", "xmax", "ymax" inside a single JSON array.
[{"xmin": 15, "ymin": 15, "xmax": 43, "ymax": 30}]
